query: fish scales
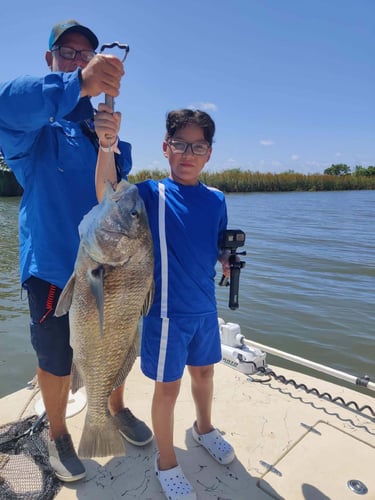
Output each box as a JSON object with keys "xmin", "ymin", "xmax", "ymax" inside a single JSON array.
[{"xmin": 55, "ymin": 180, "xmax": 154, "ymax": 458}]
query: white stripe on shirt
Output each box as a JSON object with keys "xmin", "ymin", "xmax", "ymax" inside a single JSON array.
[
  {"xmin": 158, "ymin": 182, "xmax": 168, "ymax": 317},
  {"xmin": 156, "ymin": 182, "xmax": 169, "ymax": 381}
]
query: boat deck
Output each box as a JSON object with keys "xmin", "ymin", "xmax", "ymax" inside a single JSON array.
[{"xmin": 1, "ymin": 357, "xmax": 374, "ymax": 499}]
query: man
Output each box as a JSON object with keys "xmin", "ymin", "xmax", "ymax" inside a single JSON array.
[{"xmin": 0, "ymin": 20, "xmax": 152, "ymax": 482}]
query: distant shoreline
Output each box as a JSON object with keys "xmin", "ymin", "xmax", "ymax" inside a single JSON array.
[
  {"xmin": 129, "ymin": 168, "xmax": 375, "ymax": 193},
  {"xmin": 1, "ymin": 167, "xmax": 374, "ymax": 197},
  {"xmin": 0, "ymin": 168, "xmax": 23, "ymax": 197}
]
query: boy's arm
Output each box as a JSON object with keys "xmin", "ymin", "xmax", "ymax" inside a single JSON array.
[{"xmin": 94, "ymin": 102, "xmax": 122, "ymax": 202}]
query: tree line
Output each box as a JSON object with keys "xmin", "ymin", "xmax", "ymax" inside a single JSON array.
[
  {"xmin": 1, "ymin": 154, "xmax": 375, "ymax": 196},
  {"xmin": 129, "ymin": 165, "xmax": 375, "ymax": 193},
  {"xmin": 323, "ymin": 163, "xmax": 375, "ymax": 177}
]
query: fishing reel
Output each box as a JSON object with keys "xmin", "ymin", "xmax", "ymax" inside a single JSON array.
[{"xmin": 219, "ymin": 229, "xmax": 246, "ymax": 310}]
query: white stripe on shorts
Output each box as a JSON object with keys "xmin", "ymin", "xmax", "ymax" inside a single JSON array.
[{"xmin": 157, "ymin": 317, "xmax": 170, "ymax": 382}]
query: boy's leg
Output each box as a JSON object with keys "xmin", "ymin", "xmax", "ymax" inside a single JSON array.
[
  {"xmin": 189, "ymin": 364, "xmax": 235, "ymax": 465},
  {"xmin": 152, "ymin": 379, "xmax": 181, "ymax": 470},
  {"xmin": 186, "ymin": 313, "xmax": 221, "ymax": 433},
  {"xmin": 188, "ymin": 364, "xmax": 215, "ymax": 434}
]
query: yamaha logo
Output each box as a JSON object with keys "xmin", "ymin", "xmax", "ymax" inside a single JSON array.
[{"xmin": 222, "ymin": 357, "xmax": 238, "ymax": 368}]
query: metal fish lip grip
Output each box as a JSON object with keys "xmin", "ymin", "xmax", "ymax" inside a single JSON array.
[
  {"xmin": 100, "ymin": 42, "xmax": 130, "ymax": 62},
  {"xmin": 100, "ymin": 42, "xmax": 130, "ymax": 110}
]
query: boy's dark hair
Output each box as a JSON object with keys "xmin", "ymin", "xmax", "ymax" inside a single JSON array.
[{"xmin": 165, "ymin": 109, "xmax": 215, "ymax": 145}]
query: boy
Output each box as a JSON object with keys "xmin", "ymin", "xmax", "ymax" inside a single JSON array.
[
  {"xmin": 96, "ymin": 108, "xmax": 234, "ymax": 499},
  {"xmin": 139, "ymin": 109, "xmax": 235, "ymax": 499}
]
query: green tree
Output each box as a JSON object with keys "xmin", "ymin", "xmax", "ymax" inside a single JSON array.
[
  {"xmin": 0, "ymin": 151, "xmax": 23, "ymax": 195},
  {"xmin": 0, "ymin": 151, "xmax": 8, "ymax": 170},
  {"xmin": 353, "ymin": 165, "xmax": 368, "ymax": 176},
  {"xmin": 353, "ymin": 165, "xmax": 375, "ymax": 177},
  {"xmin": 324, "ymin": 164, "xmax": 351, "ymax": 176}
]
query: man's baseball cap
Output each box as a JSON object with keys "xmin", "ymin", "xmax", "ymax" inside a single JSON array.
[{"xmin": 48, "ymin": 20, "xmax": 99, "ymax": 50}]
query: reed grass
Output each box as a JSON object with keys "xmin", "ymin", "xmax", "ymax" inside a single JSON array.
[{"xmin": 129, "ymin": 169, "xmax": 375, "ymax": 192}]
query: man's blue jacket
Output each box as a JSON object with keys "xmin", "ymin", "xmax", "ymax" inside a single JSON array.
[{"xmin": 0, "ymin": 69, "xmax": 132, "ymax": 288}]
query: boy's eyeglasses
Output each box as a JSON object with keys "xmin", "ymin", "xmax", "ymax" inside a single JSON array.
[
  {"xmin": 51, "ymin": 46, "xmax": 96, "ymax": 63},
  {"xmin": 167, "ymin": 140, "xmax": 210, "ymax": 156}
]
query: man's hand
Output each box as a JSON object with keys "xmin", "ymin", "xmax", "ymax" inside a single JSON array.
[{"xmin": 80, "ymin": 54, "xmax": 124, "ymax": 98}]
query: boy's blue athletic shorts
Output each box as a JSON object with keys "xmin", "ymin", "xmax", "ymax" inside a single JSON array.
[
  {"xmin": 141, "ymin": 313, "xmax": 222, "ymax": 382},
  {"xmin": 23, "ymin": 276, "xmax": 72, "ymax": 376}
]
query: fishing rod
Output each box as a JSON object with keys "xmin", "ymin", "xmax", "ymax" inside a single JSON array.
[{"xmin": 243, "ymin": 338, "xmax": 375, "ymax": 392}]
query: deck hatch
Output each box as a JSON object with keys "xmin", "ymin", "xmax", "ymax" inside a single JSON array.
[{"xmin": 258, "ymin": 421, "xmax": 374, "ymax": 499}]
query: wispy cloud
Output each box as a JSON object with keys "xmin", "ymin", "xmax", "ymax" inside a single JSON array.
[
  {"xmin": 260, "ymin": 139, "xmax": 274, "ymax": 146},
  {"xmin": 291, "ymin": 154, "xmax": 299, "ymax": 161},
  {"xmin": 271, "ymin": 160, "xmax": 283, "ymax": 168},
  {"xmin": 188, "ymin": 102, "xmax": 218, "ymax": 112}
]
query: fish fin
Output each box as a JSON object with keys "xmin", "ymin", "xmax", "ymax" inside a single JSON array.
[
  {"xmin": 141, "ymin": 281, "xmax": 155, "ymax": 316},
  {"xmin": 78, "ymin": 412, "xmax": 126, "ymax": 458},
  {"xmin": 54, "ymin": 275, "xmax": 76, "ymax": 317},
  {"xmin": 88, "ymin": 266, "xmax": 104, "ymax": 336},
  {"xmin": 78, "ymin": 202, "xmax": 101, "ymax": 238},
  {"xmin": 70, "ymin": 362, "xmax": 84, "ymax": 394},
  {"xmin": 113, "ymin": 340, "xmax": 138, "ymax": 390}
]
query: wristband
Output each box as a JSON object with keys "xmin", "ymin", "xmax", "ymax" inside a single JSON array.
[{"xmin": 99, "ymin": 137, "xmax": 120, "ymax": 154}]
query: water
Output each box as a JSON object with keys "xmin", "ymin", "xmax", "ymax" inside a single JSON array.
[
  {"xmin": 1, "ymin": 190, "xmax": 374, "ymax": 398},
  {"xmin": 215, "ymin": 190, "xmax": 375, "ymax": 390},
  {"xmin": 0, "ymin": 197, "xmax": 36, "ymax": 396}
]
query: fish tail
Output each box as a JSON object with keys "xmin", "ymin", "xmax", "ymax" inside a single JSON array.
[{"xmin": 78, "ymin": 414, "xmax": 126, "ymax": 458}]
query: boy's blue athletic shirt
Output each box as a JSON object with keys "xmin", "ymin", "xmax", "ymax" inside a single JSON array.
[
  {"xmin": 137, "ymin": 178, "xmax": 228, "ymax": 318},
  {"xmin": 0, "ymin": 69, "xmax": 132, "ymax": 289}
]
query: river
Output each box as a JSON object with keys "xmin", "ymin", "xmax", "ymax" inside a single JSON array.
[{"xmin": 0, "ymin": 190, "xmax": 374, "ymax": 398}]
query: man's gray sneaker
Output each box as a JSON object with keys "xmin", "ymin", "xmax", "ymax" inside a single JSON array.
[
  {"xmin": 112, "ymin": 408, "xmax": 153, "ymax": 446},
  {"xmin": 48, "ymin": 433, "xmax": 86, "ymax": 482}
]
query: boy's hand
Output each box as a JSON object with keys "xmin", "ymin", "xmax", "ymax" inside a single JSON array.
[
  {"xmin": 94, "ymin": 103, "xmax": 121, "ymax": 149},
  {"xmin": 219, "ymin": 249, "xmax": 231, "ymax": 278}
]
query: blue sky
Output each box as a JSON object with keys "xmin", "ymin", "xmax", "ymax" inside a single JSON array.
[{"xmin": 1, "ymin": 0, "xmax": 374, "ymax": 174}]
